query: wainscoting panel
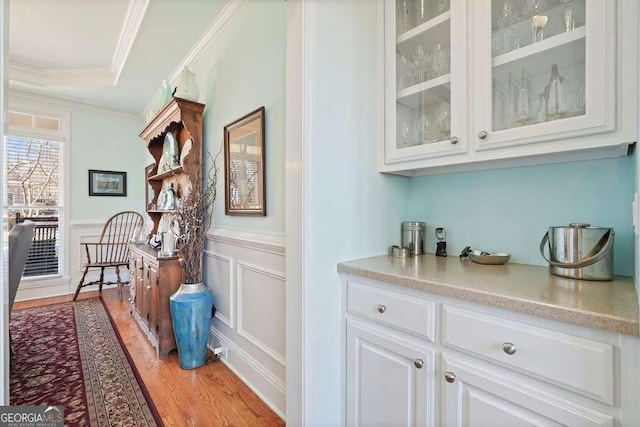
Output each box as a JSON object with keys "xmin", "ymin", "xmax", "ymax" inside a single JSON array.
[
  {"xmin": 237, "ymin": 261, "xmax": 286, "ymax": 366},
  {"xmin": 205, "ymin": 228, "xmax": 286, "ymax": 418},
  {"xmin": 203, "ymin": 251, "xmax": 234, "ymax": 329}
]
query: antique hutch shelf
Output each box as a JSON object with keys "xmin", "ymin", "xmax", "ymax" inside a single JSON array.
[{"xmin": 129, "ymin": 96, "xmax": 205, "ymax": 358}]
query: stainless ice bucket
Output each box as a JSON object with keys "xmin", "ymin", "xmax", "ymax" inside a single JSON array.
[{"xmin": 539, "ymin": 223, "xmax": 614, "ymax": 281}]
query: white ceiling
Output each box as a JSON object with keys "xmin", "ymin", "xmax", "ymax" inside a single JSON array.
[{"xmin": 8, "ymin": 0, "xmax": 228, "ymax": 115}]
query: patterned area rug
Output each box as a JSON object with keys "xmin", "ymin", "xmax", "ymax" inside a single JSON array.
[{"xmin": 10, "ymin": 298, "xmax": 162, "ymax": 426}]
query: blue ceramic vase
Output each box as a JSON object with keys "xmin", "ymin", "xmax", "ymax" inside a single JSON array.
[{"xmin": 169, "ymin": 282, "xmax": 213, "ymax": 369}]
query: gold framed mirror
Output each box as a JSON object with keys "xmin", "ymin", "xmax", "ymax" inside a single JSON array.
[{"xmin": 224, "ymin": 107, "xmax": 266, "ymax": 216}]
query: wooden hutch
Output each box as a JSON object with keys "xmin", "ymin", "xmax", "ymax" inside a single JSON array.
[{"xmin": 129, "ymin": 97, "xmax": 204, "ymax": 357}]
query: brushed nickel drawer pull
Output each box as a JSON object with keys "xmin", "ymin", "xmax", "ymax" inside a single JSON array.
[
  {"xmin": 502, "ymin": 342, "xmax": 517, "ymax": 355},
  {"xmin": 377, "ymin": 304, "xmax": 387, "ymax": 314},
  {"xmin": 444, "ymin": 372, "xmax": 456, "ymax": 383}
]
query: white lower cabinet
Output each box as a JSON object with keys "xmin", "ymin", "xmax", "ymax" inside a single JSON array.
[
  {"xmin": 442, "ymin": 356, "xmax": 613, "ymax": 427},
  {"xmin": 346, "ymin": 319, "xmax": 434, "ymax": 427},
  {"xmin": 343, "ymin": 277, "xmax": 638, "ymax": 426}
]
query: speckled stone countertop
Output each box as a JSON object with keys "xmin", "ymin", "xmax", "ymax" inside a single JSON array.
[{"xmin": 337, "ymin": 254, "xmax": 639, "ymax": 337}]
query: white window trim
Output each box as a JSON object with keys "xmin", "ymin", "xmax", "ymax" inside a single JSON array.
[{"xmin": 5, "ymin": 104, "xmax": 71, "ymax": 285}]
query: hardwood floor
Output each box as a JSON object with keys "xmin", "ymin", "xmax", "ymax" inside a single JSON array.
[{"xmin": 13, "ymin": 288, "xmax": 285, "ymax": 427}]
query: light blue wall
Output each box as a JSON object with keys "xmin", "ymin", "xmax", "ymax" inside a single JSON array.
[
  {"xmin": 69, "ymin": 108, "xmax": 147, "ymax": 220},
  {"xmin": 303, "ymin": 1, "xmax": 410, "ymax": 425},
  {"xmin": 190, "ymin": 1, "xmax": 286, "ymax": 235},
  {"xmin": 405, "ymin": 155, "xmax": 635, "ymax": 276},
  {"xmin": 8, "ymin": 94, "xmax": 147, "ymax": 222}
]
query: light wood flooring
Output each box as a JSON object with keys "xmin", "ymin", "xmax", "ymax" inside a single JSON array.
[{"xmin": 13, "ymin": 288, "xmax": 285, "ymax": 426}]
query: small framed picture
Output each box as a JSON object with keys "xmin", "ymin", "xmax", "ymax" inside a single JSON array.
[{"xmin": 88, "ymin": 169, "xmax": 127, "ymax": 197}]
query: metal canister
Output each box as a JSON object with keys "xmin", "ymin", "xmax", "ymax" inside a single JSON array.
[
  {"xmin": 539, "ymin": 223, "xmax": 614, "ymax": 281},
  {"xmin": 401, "ymin": 221, "xmax": 426, "ymax": 255}
]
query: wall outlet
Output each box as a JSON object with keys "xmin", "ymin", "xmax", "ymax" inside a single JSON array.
[{"xmin": 213, "ymin": 346, "xmax": 227, "ymax": 359}]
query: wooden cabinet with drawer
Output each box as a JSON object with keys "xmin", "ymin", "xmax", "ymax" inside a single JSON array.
[{"xmin": 129, "ymin": 243, "xmax": 181, "ymax": 358}]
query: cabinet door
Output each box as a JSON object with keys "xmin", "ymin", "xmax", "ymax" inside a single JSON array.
[
  {"xmin": 141, "ymin": 262, "xmax": 153, "ymax": 327},
  {"xmin": 148, "ymin": 265, "xmax": 159, "ymax": 339},
  {"xmin": 442, "ymin": 356, "xmax": 614, "ymax": 427},
  {"xmin": 382, "ymin": 0, "xmax": 468, "ymax": 167},
  {"xmin": 346, "ymin": 320, "xmax": 433, "ymax": 426},
  {"xmin": 472, "ymin": 0, "xmax": 615, "ymax": 151},
  {"xmin": 133, "ymin": 255, "xmax": 145, "ymax": 318}
]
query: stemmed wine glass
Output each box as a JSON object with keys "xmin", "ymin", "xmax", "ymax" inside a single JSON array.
[
  {"xmin": 496, "ymin": 0, "xmax": 516, "ymax": 55},
  {"xmin": 531, "ymin": 14, "xmax": 548, "ymax": 43}
]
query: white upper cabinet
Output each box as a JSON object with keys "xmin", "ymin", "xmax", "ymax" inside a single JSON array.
[
  {"xmin": 383, "ymin": 0, "xmax": 468, "ymax": 164},
  {"xmin": 379, "ymin": 0, "xmax": 638, "ymax": 176}
]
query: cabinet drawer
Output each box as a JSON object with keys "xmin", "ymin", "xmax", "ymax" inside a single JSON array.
[
  {"xmin": 347, "ymin": 280, "xmax": 435, "ymax": 341},
  {"xmin": 442, "ymin": 305, "xmax": 615, "ymax": 405}
]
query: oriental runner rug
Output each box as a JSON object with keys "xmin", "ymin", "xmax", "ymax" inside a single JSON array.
[{"xmin": 10, "ymin": 298, "xmax": 162, "ymax": 426}]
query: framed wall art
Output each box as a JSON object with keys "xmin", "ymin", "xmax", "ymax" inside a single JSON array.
[
  {"xmin": 224, "ymin": 107, "xmax": 266, "ymax": 216},
  {"xmin": 88, "ymin": 169, "xmax": 127, "ymax": 197}
]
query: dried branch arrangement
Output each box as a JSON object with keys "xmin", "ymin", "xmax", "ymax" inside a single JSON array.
[{"xmin": 173, "ymin": 152, "xmax": 220, "ymax": 284}]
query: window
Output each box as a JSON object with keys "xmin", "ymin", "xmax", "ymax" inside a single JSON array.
[{"xmin": 3, "ymin": 110, "xmax": 67, "ymax": 279}]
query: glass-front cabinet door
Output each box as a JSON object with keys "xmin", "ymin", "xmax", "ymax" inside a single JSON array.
[
  {"xmin": 383, "ymin": 0, "xmax": 468, "ymax": 165},
  {"xmin": 472, "ymin": 0, "xmax": 615, "ymax": 150}
]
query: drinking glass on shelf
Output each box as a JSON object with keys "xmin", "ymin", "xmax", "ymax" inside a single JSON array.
[
  {"xmin": 531, "ymin": 14, "xmax": 548, "ymax": 43},
  {"xmin": 398, "ymin": 54, "xmax": 410, "ymax": 89},
  {"xmin": 436, "ymin": 104, "xmax": 451, "ymax": 138},
  {"xmin": 397, "ymin": 0, "xmax": 411, "ymax": 34},
  {"xmin": 416, "ymin": 0, "xmax": 428, "ymax": 25},
  {"xmin": 532, "ymin": 92, "xmax": 546, "ymax": 123},
  {"xmin": 436, "ymin": 0, "xmax": 449, "ymax": 14},
  {"xmin": 516, "ymin": 89, "xmax": 530, "ymax": 125},
  {"xmin": 545, "ymin": 64, "xmax": 568, "ymax": 120},
  {"xmin": 431, "ymin": 44, "xmax": 450, "ymax": 77},
  {"xmin": 419, "ymin": 112, "xmax": 433, "ymax": 144},
  {"xmin": 496, "ymin": 0, "xmax": 516, "ymax": 29},
  {"xmin": 413, "ymin": 46, "xmax": 426, "ymax": 84},
  {"xmin": 524, "ymin": 0, "xmax": 547, "ymax": 18},
  {"xmin": 575, "ymin": 82, "xmax": 585, "ymax": 114},
  {"xmin": 515, "ymin": 69, "xmax": 531, "ymax": 125},
  {"xmin": 398, "ymin": 119, "xmax": 411, "ymax": 148},
  {"xmin": 561, "ymin": 0, "xmax": 576, "ymax": 32}
]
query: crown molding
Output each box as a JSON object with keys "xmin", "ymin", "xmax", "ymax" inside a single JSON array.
[
  {"xmin": 8, "ymin": 90, "xmax": 142, "ymax": 120},
  {"xmin": 142, "ymin": 0, "xmax": 249, "ymax": 116},
  {"xmin": 10, "ymin": 0, "xmax": 149, "ymax": 89},
  {"xmin": 112, "ymin": 0, "xmax": 150, "ymax": 85},
  {"xmin": 9, "ymin": 61, "xmax": 114, "ymax": 87},
  {"xmin": 168, "ymin": 0, "xmax": 250, "ymax": 83}
]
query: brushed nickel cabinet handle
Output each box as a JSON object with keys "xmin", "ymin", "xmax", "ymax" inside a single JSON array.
[
  {"xmin": 477, "ymin": 130, "xmax": 488, "ymax": 139},
  {"xmin": 450, "ymin": 136, "xmax": 459, "ymax": 145},
  {"xmin": 502, "ymin": 342, "xmax": 516, "ymax": 355},
  {"xmin": 377, "ymin": 304, "xmax": 387, "ymax": 314},
  {"xmin": 414, "ymin": 359, "xmax": 424, "ymax": 369},
  {"xmin": 444, "ymin": 372, "xmax": 456, "ymax": 383}
]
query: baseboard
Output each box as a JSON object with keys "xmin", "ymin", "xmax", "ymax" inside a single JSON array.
[
  {"xmin": 15, "ymin": 282, "xmax": 119, "ymax": 302},
  {"xmin": 208, "ymin": 326, "xmax": 286, "ymax": 421}
]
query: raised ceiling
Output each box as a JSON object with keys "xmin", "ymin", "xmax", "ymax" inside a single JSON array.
[{"xmin": 8, "ymin": 0, "xmax": 228, "ymax": 115}]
